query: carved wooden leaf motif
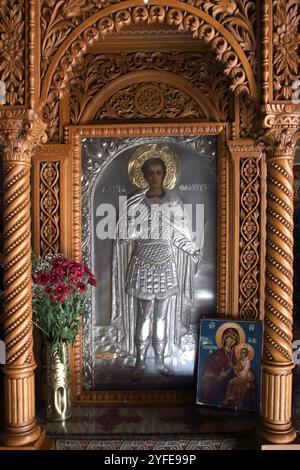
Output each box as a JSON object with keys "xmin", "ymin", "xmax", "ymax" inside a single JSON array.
[
  {"xmin": 175, "ymin": 0, "xmax": 256, "ymax": 68},
  {"xmin": 95, "ymin": 82, "xmax": 204, "ymax": 120},
  {"xmin": 240, "ymin": 93, "xmax": 258, "ymax": 138},
  {"xmin": 69, "ymin": 51, "xmax": 231, "ymax": 126},
  {"xmin": 273, "ymin": 0, "xmax": 300, "ymax": 100},
  {"xmin": 42, "ymin": 89, "xmax": 60, "ymax": 142},
  {"xmin": 41, "ymin": 0, "xmax": 85, "ymax": 78},
  {"xmin": 41, "ymin": 3, "xmax": 252, "ymax": 99},
  {"xmin": 40, "ymin": 1, "xmax": 256, "ymax": 80},
  {"xmin": 0, "ymin": 0, "xmax": 25, "ymax": 105},
  {"xmin": 41, "ymin": 0, "xmax": 121, "ymax": 77}
]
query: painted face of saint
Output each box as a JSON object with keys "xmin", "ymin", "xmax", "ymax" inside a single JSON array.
[
  {"xmin": 241, "ymin": 348, "xmax": 248, "ymax": 359},
  {"xmin": 224, "ymin": 334, "xmax": 238, "ymax": 348},
  {"xmin": 222, "ymin": 328, "xmax": 239, "ymax": 350},
  {"xmin": 143, "ymin": 164, "xmax": 165, "ymax": 190},
  {"xmin": 141, "ymin": 157, "xmax": 166, "ymax": 192}
]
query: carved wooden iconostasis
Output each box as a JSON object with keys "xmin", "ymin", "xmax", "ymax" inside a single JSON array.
[{"xmin": 0, "ymin": 0, "xmax": 299, "ymax": 449}]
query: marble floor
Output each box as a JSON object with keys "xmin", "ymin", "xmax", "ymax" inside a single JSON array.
[
  {"xmin": 45, "ymin": 403, "xmax": 257, "ymax": 437},
  {"xmin": 42, "ymin": 368, "xmax": 300, "ymax": 450}
]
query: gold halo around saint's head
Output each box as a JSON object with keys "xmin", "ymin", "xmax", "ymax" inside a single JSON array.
[
  {"xmin": 215, "ymin": 322, "xmax": 246, "ymax": 349},
  {"xmin": 234, "ymin": 343, "xmax": 255, "ymax": 361},
  {"xmin": 128, "ymin": 144, "xmax": 180, "ymax": 190}
]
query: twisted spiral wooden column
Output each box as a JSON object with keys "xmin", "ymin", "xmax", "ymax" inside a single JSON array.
[
  {"xmin": 0, "ymin": 110, "xmax": 47, "ymax": 447},
  {"xmin": 259, "ymin": 105, "xmax": 300, "ymax": 444}
]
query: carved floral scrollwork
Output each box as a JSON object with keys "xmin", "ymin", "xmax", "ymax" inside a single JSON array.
[
  {"xmin": 40, "ymin": 1, "xmax": 256, "ymax": 88},
  {"xmin": 40, "ymin": 162, "xmax": 60, "ymax": 256},
  {"xmin": 41, "ymin": 0, "xmax": 122, "ymax": 78},
  {"xmin": 239, "ymin": 158, "xmax": 260, "ymax": 319},
  {"xmin": 184, "ymin": 0, "xmax": 256, "ymax": 69},
  {"xmin": 68, "ymin": 50, "xmax": 230, "ymax": 128},
  {"xmin": 44, "ymin": 3, "xmax": 253, "ymax": 104},
  {"xmin": 273, "ymin": 0, "xmax": 300, "ymax": 101},
  {"xmin": 95, "ymin": 82, "xmax": 204, "ymax": 120},
  {"xmin": 0, "ymin": 0, "xmax": 25, "ymax": 105}
]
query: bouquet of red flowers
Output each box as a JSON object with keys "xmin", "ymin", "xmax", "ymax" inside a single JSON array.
[{"xmin": 32, "ymin": 254, "xmax": 96, "ymax": 359}]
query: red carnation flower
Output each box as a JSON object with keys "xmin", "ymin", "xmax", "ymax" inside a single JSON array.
[{"xmin": 88, "ymin": 277, "xmax": 97, "ymax": 287}]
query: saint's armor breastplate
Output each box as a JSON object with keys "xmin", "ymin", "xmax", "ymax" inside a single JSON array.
[{"xmin": 126, "ymin": 194, "xmax": 180, "ymax": 300}]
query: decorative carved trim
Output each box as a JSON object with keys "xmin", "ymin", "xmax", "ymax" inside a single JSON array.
[
  {"xmin": 40, "ymin": 0, "xmax": 256, "ymax": 77},
  {"xmin": 31, "ymin": 144, "xmax": 72, "ymax": 260},
  {"xmin": 239, "ymin": 158, "xmax": 260, "ymax": 319},
  {"xmin": 2, "ymin": 160, "xmax": 34, "ymax": 365},
  {"xmin": 40, "ymin": 1, "xmax": 258, "ymax": 106},
  {"xmin": 95, "ymin": 81, "xmax": 204, "ymax": 120},
  {"xmin": 40, "ymin": 161, "xmax": 60, "ymax": 256},
  {"xmin": 217, "ymin": 130, "xmax": 228, "ymax": 316},
  {"xmin": 40, "ymin": 0, "xmax": 120, "ymax": 78},
  {"xmin": 264, "ymin": 155, "xmax": 295, "ymax": 364},
  {"xmin": 239, "ymin": 93, "xmax": 258, "ymax": 139},
  {"xmin": 0, "ymin": 110, "xmax": 47, "ymax": 364},
  {"xmin": 229, "ymin": 143, "xmax": 264, "ymax": 153},
  {"xmin": 261, "ymin": 0, "xmax": 270, "ymax": 104},
  {"xmin": 182, "ymin": 0, "xmax": 256, "ymax": 70},
  {"xmin": 0, "ymin": 0, "xmax": 25, "ymax": 105},
  {"xmin": 67, "ymin": 123, "xmax": 226, "ymax": 142},
  {"xmin": 262, "ymin": 104, "xmax": 300, "ymax": 363},
  {"xmin": 273, "ymin": 0, "xmax": 300, "ymax": 101},
  {"xmin": 69, "ymin": 50, "xmax": 230, "ymax": 125},
  {"xmin": 43, "ymin": 89, "xmax": 60, "ymax": 142},
  {"xmin": 0, "ymin": 109, "xmax": 48, "ymax": 162},
  {"xmin": 227, "ymin": 141, "xmax": 265, "ymax": 319},
  {"xmin": 28, "ymin": 0, "xmax": 40, "ymax": 110}
]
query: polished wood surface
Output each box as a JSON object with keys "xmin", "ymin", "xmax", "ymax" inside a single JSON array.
[{"xmin": 0, "ymin": 109, "xmax": 47, "ymax": 446}]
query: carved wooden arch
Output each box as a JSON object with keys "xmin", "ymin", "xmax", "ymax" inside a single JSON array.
[
  {"xmin": 80, "ymin": 70, "xmax": 222, "ymax": 123},
  {"xmin": 40, "ymin": 0, "xmax": 258, "ymax": 105}
]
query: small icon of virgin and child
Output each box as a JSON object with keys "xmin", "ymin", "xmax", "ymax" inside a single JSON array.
[{"xmin": 197, "ymin": 320, "xmax": 263, "ymax": 411}]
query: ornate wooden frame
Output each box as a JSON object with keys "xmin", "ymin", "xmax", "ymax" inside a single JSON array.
[
  {"xmin": 64, "ymin": 121, "xmax": 266, "ymax": 403},
  {"xmin": 0, "ymin": 0, "xmax": 299, "ymax": 447}
]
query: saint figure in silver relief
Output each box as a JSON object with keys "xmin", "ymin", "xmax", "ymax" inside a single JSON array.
[{"xmin": 111, "ymin": 144, "xmax": 204, "ymax": 381}]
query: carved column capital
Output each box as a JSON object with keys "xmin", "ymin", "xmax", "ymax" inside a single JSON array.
[
  {"xmin": 262, "ymin": 104, "xmax": 300, "ymax": 158},
  {"xmin": 0, "ymin": 109, "xmax": 47, "ymax": 162}
]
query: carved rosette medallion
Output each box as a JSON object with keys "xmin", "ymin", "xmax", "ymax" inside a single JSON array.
[
  {"xmin": 96, "ymin": 82, "xmax": 204, "ymax": 121},
  {"xmin": 134, "ymin": 84, "xmax": 164, "ymax": 116}
]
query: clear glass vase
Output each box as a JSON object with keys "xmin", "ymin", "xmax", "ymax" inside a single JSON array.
[{"xmin": 46, "ymin": 342, "xmax": 72, "ymax": 421}]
